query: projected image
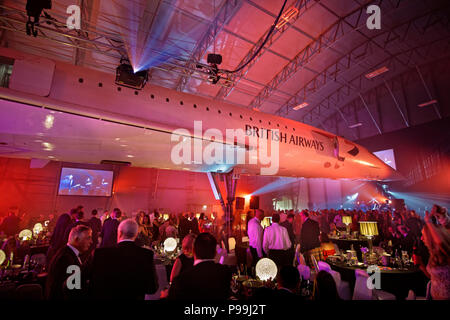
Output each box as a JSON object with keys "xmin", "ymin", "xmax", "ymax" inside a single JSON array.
[
  {"xmin": 59, "ymin": 168, "xmax": 113, "ymax": 196},
  {"xmin": 373, "ymin": 148, "xmax": 397, "ymax": 170}
]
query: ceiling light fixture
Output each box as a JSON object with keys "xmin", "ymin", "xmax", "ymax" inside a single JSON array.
[
  {"xmin": 348, "ymin": 123, "xmax": 363, "ymax": 128},
  {"xmin": 276, "ymin": 6, "xmax": 299, "ymax": 29},
  {"xmin": 293, "ymin": 102, "xmax": 309, "ymax": 110},
  {"xmin": 418, "ymin": 99, "xmax": 438, "ymax": 107},
  {"xmin": 365, "ymin": 66, "xmax": 389, "ymax": 79}
]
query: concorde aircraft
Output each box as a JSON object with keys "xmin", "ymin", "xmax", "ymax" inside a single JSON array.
[{"xmin": 0, "ymin": 47, "xmax": 402, "ymax": 181}]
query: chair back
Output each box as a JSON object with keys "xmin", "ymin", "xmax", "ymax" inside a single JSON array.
[
  {"xmin": 318, "ymin": 261, "xmax": 332, "ymax": 273},
  {"xmin": 30, "ymin": 253, "xmax": 46, "ymax": 266},
  {"xmin": 297, "ymin": 264, "xmax": 311, "ymax": 281},
  {"xmin": 310, "ymin": 254, "xmax": 319, "ymax": 273},
  {"xmin": 14, "ymin": 284, "xmax": 43, "ymax": 300},
  {"xmin": 352, "ymin": 269, "xmax": 373, "ymax": 300},
  {"xmin": 145, "ymin": 263, "xmax": 168, "ymax": 300}
]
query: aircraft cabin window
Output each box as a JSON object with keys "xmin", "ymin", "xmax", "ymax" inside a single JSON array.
[
  {"xmin": 218, "ymin": 110, "xmax": 221, "ymax": 114},
  {"xmin": 166, "ymin": 98, "xmax": 169, "ymax": 102},
  {"xmin": 150, "ymin": 94, "xmax": 155, "ymax": 99},
  {"xmin": 277, "ymin": 124, "xmax": 280, "ymax": 127},
  {"xmin": 269, "ymin": 121, "xmax": 271, "ymax": 125},
  {"xmin": 259, "ymin": 120, "xmax": 262, "ymax": 123},
  {"xmin": 78, "ymin": 78, "xmax": 83, "ymax": 83},
  {"xmin": 134, "ymin": 91, "xmax": 138, "ymax": 95},
  {"xmin": 285, "ymin": 126, "xmax": 288, "ymax": 129},
  {"xmin": 206, "ymin": 107, "xmax": 210, "ymax": 111},
  {"xmin": 250, "ymin": 117, "xmax": 253, "ymax": 121},
  {"xmin": 180, "ymin": 101, "xmax": 184, "ymax": 105},
  {"xmin": 240, "ymin": 115, "xmax": 243, "ymax": 119},
  {"xmin": 117, "ymin": 87, "xmax": 122, "ymax": 91},
  {"xmin": 229, "ymin": 112, "xmax": 232, "ymax": 117},
  {"xmin": 193, "ymin": 104, "xmax": 197, "ymax": 108},
  {"xmin": 98, "ymin": 82, "xmax": 103, "ymax": 87}
]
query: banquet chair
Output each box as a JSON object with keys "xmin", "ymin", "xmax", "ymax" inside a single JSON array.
[
  {"xmin": 318, "ymin": 261, "xmax": 332, "ymax": 273},
  {"xmin": 30, "ymin": 253, "xmax": 46, "ymax": 266},
  {"xmin": 352, "ymin": 269, "xmax": 396, "ymax": 300},
  {"xmin": 0, "ymin": 283, "xmax": 16, "ymax": 299},
  {"xmin": 332, "ymin": 243, "xmax": 341, "ymax": 256},
  {"xmin": 310, "ymin": 254, "xmax": 319, "ymax": 274},
  {"xmin": 145, "ymin": 263, "xmax": 168, "ymax": 300},
  {"xmin": 14, "ymin": 284, "xmax": 43, "ymax": 300},
  {"xmin": 317, "ymin": 261, "xmax": 351, "ymax": 300},
  {"xmin": 297, "ymin": 264, "xmax": 311, "ymax": 281}
]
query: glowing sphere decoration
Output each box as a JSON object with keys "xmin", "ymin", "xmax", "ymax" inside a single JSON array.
[
  {"xmin": 255, "ymin": 258, "xmax": 278, "ymax": 281},
  {"xmin": 163, "ymin": 237, "xmax": 177, "ymax": 252},
  {"xmin": 0, "ymin": 249, "xmax": 5, "ymax": 265},
  {"xmin": 19, "ymin": 229, "xmax": 33, "ymax": 240},
  {"xmin": 33, "ymin": 223, "xmax": 43, "ymax": 235}
]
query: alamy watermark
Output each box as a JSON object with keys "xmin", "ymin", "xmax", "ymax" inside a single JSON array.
[{"xmin": 170, "ymin": 121, "xmax": 280, "ymax": 175}]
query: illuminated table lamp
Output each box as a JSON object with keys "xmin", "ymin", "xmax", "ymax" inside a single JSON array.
[
  {"xmin": 255, "ymin": 258, "xmax": 278, "ymax": 281},
  {"xmin": 33, "ymin": 223, "xmax": 43, "ymax": 235},
  {"xmin": 163, "ymin": 214, "xmax": 169, "ymax": 221},
  {"xmin": 0, "ymin": 249, "xmax": 6, "ymax": 266},
  {"xmin": 163, "ymin": 237, "xmax": 177, "ymax": 252},
  {"xmin": 359, "ymin": 221, "xmax": 379, "ymax": 255},
  {"xmin": 228, "ymin": 237, "xmax": 236, "ymax": 252},
  {"xmin": 19, "ymin": 229, "xmax": 33, "ymax": 241},
  {"xmin": 196, "ymin": 213, "xmax": 200, "ymax": 220},
  {"xmin": 342, "ymin": 216, "xmax": 352, "ymax": 234}
]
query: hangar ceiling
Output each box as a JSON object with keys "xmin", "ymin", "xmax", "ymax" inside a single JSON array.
[{"xmin": 0, "ymin": 0, "xmax": 449, "ymax": 141}]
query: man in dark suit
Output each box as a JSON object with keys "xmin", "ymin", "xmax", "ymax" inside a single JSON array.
[
  {"xmin": 168, "ymin": 233, "xmax": 232, "ymax": 300},
  {"xmin": 0, "ymin": 207, "xmax": 21, "ymax": 237},
  {"xmin": 99, "ymin": 208, "xmax": 121, "ymax": 248},
  {"xmin": 300, "ymin": 211, "xmax": 321, "ymax": 267},
  {"xmin": 88, "ymin": 219, "xmax": 158, "ymax": 300},
  {"xmin": 46, "ymin": 225, "xmax": 92, "ymax": 300},
  {"xmin": 178, "ymin": 212, "xmax": 191, "ymax": 241},
  {"xmin": 273, "ymin": 265, "xmax": 303, "ymax": 301},
  {"xmin": 281, "ymin": 213, "xmax": 296, "ymax": 264},
  {"xmin": 88, "ymin": 209, "xmax": 102, "ymax": 254}
]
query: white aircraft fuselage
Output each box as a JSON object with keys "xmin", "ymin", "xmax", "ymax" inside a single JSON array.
[{"xmin": 0, "ymin": 48, "xmax": 401, "ymax": 181}]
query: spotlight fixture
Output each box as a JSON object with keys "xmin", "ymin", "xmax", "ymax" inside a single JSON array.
[
  {"xmin": 207, "ymin": 53, "xmax": 222, "ymax": 65},
  {"xmin": 115, "ymin": 58, "xmax": 148, "ymax": 90}
]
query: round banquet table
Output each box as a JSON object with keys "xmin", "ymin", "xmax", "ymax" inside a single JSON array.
[
  {"xmin": 329, "ymin": 237, "xmax": 379, "ymax": 261},
  {"xmin": 327, "ymin": 259, "xmax": 428, "ymax": 300}
]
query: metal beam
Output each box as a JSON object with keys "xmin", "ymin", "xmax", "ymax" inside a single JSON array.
[
  {"xmin": 215, "ymin": 0, "xmax": 316, "ymax": 100},
  {"xmin": 300, "ymin": 34, "xmax": 450, "ymax": 126},
  {"xmin": 174, "ymin": 0, "xmax": 243, "ymax": 92},
  {"xmin": 319, "ymin": 57, "xmax": 450, "ymax": 139},
  {"xmin": 383, "ymin": 79, "xmax": 409, "ymax": 127},
  {"xmin": 359, "ymin": 93, "xmax": 382, "ymax": 135},
  {"xmin": 277, "ymin": 3, "xmax": 450, "ymax": 117},
  {"xmin": 415, "ymin": 65, "xmax": 442, "ymax": 119},
  {"xmin": 247, "ymin": 0, "xmax": 403, "ymax": 110}
]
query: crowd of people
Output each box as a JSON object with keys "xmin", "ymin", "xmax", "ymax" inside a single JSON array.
[{"xmin": 0, "ymin": 203, "xmax": 449, "ymax": 300}]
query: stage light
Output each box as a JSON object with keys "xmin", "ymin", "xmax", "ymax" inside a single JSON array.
[
  {"xmin": 19, "ymin": 229, "xmax": 32, "ymax": 240},
  {"xmin": 163, "ymin": 237, "xmax": 177, "ymax": 252},
  {"xmin": 115, "ymin": 59, "xmax": 148, "ymax": 90},
  {"xmin": 255, "ymin": 258, "xmax": 278, "ymax": 281},
  {"xmin": 207, "ymin": 54, "xmax": 222, "ymax": 65},
  {"xmin": 44, "ymin": 114, "xmax": 54, "ymax": 129},
  {"xmin": 244, "ymin": 195, "xmax": 252, "ymax": 202}
]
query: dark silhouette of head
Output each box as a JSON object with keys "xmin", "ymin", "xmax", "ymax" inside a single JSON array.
[
  {"xmin": 314, "ymin": 271, "xmax": 340, "ymax": 301},
  {"xmin": 277, "ymin": 266, "xmax": 300, "ymax": 291},
  {"xmin": 193, "ymin": 233, "xmax": 217, "ymax": 260},
  {"xmin": 272, "ymin": 213, "xmax": 280, "ymax": 224}
]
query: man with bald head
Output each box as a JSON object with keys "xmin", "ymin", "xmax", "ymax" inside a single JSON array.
[{"xmin": 89, "ymin": 219, "xmax": 158, "ymax": 299}]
